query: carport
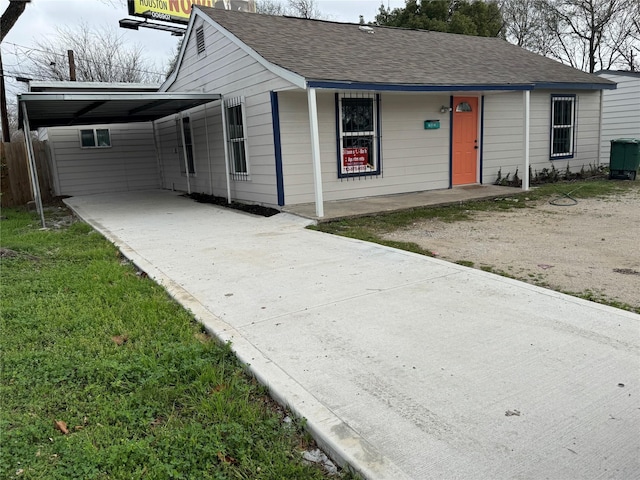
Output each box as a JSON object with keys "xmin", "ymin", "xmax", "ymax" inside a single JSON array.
[{"xmin": 18, "ymin": 91, "xmax": 223, "ymax": 227}]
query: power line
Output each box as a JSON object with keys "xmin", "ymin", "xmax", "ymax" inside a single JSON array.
[{"xmin": 2, "ymin": 41, "xmax": 166, "ymax": 77}]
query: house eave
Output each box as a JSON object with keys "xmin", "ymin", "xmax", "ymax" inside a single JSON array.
[{"xmin": 305, "ymin": 81, "xmax": 534, "ymax": 92}]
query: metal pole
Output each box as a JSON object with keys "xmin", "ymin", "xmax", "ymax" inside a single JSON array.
[
  {"xmin": 522, "ymin": 90, "xmax": 530, "ymax": 191},
  {"xmin": 220, "ymin": 96, "xmax": 232, "ymax": 203},
  {"xmin": 307, "ymin": 86, "xmax": 324, "ymax": 217},
  {"xmin": 179, "ymin": 113, "xmax": 191, "ymax": 194},
  {"xmin": 21, "ymin": 101, "xmax": 46, "ymax": 228}
]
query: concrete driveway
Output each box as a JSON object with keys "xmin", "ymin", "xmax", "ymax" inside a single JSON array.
[{"xmin": 65, "ymin": 190, "xmax": 640, "ymax": 480}]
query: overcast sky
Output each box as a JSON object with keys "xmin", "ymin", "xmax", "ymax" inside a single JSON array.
[{"xmin": 1, "ymin": 0, "xmax": 405, "ymax": 101}]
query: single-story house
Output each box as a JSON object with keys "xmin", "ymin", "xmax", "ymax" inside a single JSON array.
[
  {"xmin": 596, "ymin": 70, "xmax": 640, "ymax": 162},
  {"xmin": 23, "ymin": 7, "xmax": 616, "ymax": 217}
]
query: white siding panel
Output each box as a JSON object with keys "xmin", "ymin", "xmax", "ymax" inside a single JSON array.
[
  {"xmin": 47, "ymin": 123, "xmax": 158, "ymax": 196},
  {"xmin": 598, "ymin": 73, "xmax": 640, "ymax": 161},
  {"xmin": 278, "ymin": 91, "xmax": 451, "ymax": 205},
  {"xmin": 483, "ymin": 90, "xmax": 602, "ymax": 184},
  {"xmin": 158, "ymin": 17, "xmax": 296, "ymax": 207}
]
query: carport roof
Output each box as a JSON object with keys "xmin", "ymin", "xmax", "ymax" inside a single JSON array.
[{"xmin": 18, "ymin": 92, "xmax": 221, "ymax": 130}]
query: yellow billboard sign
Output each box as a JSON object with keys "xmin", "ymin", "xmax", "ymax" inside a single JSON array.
[{"xmin": 127, "ymin": 0, "xmax": 255, "ymax": 25}]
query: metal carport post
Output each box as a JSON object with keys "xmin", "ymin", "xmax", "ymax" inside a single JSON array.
[{"xmin": 20, "ymin": 102, "xmax": 46, "ymax": 228}]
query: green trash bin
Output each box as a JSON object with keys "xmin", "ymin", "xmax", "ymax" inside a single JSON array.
[{"xmin": 609, "ymin": 138, "xmax": 640, "ymax": 180}]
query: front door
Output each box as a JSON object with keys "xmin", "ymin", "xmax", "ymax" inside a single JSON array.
[{"xmin": 452, "ymin": 97, "xmax": 479, "ymax": 185}]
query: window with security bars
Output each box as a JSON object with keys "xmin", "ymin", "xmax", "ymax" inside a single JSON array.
[
  {"xmin": 550, "ymin": 95, "xmax": 575, "ymax": 159},
  {"xmin": 225, "ymin": 97, "xmax": 249, "ymax": 180},
  {"xmin": 337, "ymin": 93, "xmax": 381, "ymax": 178}
]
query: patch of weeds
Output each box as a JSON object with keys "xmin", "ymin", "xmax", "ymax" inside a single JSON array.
[
  {"xmin": 564, "ymin": 289, "xmax": 639, "ymax": 314},
  {"xmin": 456, "ymin": 260, "xmax": 475, "ymax": 268}
]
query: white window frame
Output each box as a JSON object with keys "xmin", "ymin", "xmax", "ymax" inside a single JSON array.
[
  {"xmin": 79, "ymin": 128, "xmax": 111, "ymax": 149},
  {"xmin": 550, "ymin": 95, "xmax": 576, "ymax": 159},
  {"xmin": 176, "ymin": 115, "xmax": 196, "ymax": 176},
  {"xmin": 337, "ymin": 93, "xmax": 380, "ymax": 178},
  {"xmin": 225, "ymin": 97, "xmax": 250, "ymax": 181}
]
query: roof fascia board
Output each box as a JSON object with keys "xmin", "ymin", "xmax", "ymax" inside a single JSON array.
[
  {"xmin": 18, "ymin": 92, "xmax": 221, "ymax": 102},
  {"xmin": 532, "ymin": 82, "xmax": 616, "ymax": 90},
  {"xmin": 306, "ymin": 81, "xmax": 534, "ymax": 92},
  {"xmin": 161, "ymin": 8, "xmax": 306, "ymax": 92},
  {"xmin": 159, "ymin": 10, "xmax": 199, "ymax": 92}
]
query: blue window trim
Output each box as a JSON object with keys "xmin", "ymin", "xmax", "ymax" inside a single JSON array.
[
  {"xmin": 480, "ymin": 95, "xmax": 485, "ymax": 184},
  {"xmin": 270, "ymin": 91, "xmax": 285, "ymax": 206},
  {"xmin": 549, "ymin": 94, "xmax": 576, "ymax": 160},
  {"xmin": 335, "ymin": 93, "xmax": 382, "ymax": 179}
]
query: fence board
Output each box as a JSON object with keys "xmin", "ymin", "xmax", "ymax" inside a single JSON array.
[{"xmin": 1, "ymin": 140, "xmax": 54, "ymax": 208}]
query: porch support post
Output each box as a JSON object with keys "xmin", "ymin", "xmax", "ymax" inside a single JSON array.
[
  {"xmin": 151, "ymin": 121, "xmax": 164, "ymax": 188},
  {"xmin": 204, "ymin": 103, "xmax": 214, "ymax": 195},
  {"xmin": 307, "ymin": 86, "xmax": 324, "ymax": 218},
  {"xmin": 597, "ymin": 89, "xmax": 604, "ymax": 165},
  {"xmin": 179, "ymin": 112, "xmax": 191, "ymax": 194},
  {"xmin": 220, "ymin": 96, "xmax": 232, "ymax": 203},
  {"xmin": 20, "ymin": 102, "xmax": 46, "ymax": 228},
  {"xmin": 522, "ymin": 90, "xmax": 530, "ymax": 191}
]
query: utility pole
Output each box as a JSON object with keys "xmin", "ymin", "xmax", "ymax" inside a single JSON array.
[
  {"xmin": 1, "ymin": 50, "xmax": 10, "ymax": 142},
  {"xmin": 67, "ymin": 50, "xmax": 76, "ymax": 81}
]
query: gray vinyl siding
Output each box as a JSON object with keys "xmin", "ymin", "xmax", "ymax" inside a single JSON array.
[
  {"xmin": 47, "ymin": 123, "xmax": 158, "ymax": 196},
  {"xmin": 278, "ymin": 91, "xmax": 451, "ymax": 205},
  {"xmin": 482, "ymin": 90, "xmax": 601, "ymax": 184},
  {"xmin": 158, "ymin": 16, "xmax": 296, "ymax": 207},
  {"xmin": 598, "ymin": 73, "xmax": 640, "ymax": 162}
]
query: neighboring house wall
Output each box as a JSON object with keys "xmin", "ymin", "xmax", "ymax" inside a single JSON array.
[
  {"xmin": 47, "ymin": 123, "xmax": 158, "ymax": 196},
  {"xmin": 483, "ymin": 90, "xmax": 601, "ymax": 183},
  {"xmin": 598, "ymin": 72, "xmax": 640, "ymax": 162},
  {"xmin": 278, "ymin": 91, "xmax": 452, "ymax": 205},
  {"xmin": 157, "ymin": 15, "xmax": 296, "ymax": 206}
]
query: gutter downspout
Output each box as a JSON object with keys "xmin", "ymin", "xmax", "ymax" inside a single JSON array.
[
  {"xmin": 21, "ymin": 102, "xmax": 46, "ymax": 228},
  {"xmin": 220, "ymin": 96, "xmax": 232, "ymax": 203},
  {"xmin": 179, "ymin": 113, "xmax": 191, "ymax": 194},
  {"xmin": 307, "ymin": 86, "xmax": 324, "ymax": 218},
  {"xmin": 523, "ymin": 90, "xmax": 530, "ymax": 191}
]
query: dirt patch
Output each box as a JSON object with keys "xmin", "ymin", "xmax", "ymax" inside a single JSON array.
[{"xmin": 382, "ymin": 188, "xmax": 640, "ymax": 310}]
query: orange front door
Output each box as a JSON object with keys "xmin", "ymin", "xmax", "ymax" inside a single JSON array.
[{"xmin": 452, "ymin": 97, "xmax": 479, "ymax": 185}]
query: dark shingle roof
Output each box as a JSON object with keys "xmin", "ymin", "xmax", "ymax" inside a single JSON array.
[{"xmin": 197, "ymin": 8, "xmax": 613, "ymax": 88}]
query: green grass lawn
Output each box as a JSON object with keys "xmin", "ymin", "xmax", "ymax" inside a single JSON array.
[{"xmin": 0, "ymin": 208, "xmax": 350, "ymax": 479}]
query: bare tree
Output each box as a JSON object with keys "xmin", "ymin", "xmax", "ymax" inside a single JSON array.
[
  {"xmin": 501, "ymin": 0, "xmax": 639, "ymax": 72},
  {"xmin": 255, "ymin": 0, "xmax": 324, "ymax": 18},
  {"xmin": 27, "ymin": 23, "xmax": 163, "ymax": 83},
  {"xmin": 255, "ymin": 0, "xmax": 288, "ymax": 15},
  {"xmin": 287, "ymin": 0, "xmax": 322, "ymax": 19}
]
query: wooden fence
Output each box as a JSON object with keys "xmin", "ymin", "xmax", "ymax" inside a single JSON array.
[{"xmin": 1, "ymin": 140, "xmax": 54, "ymax": 208}]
